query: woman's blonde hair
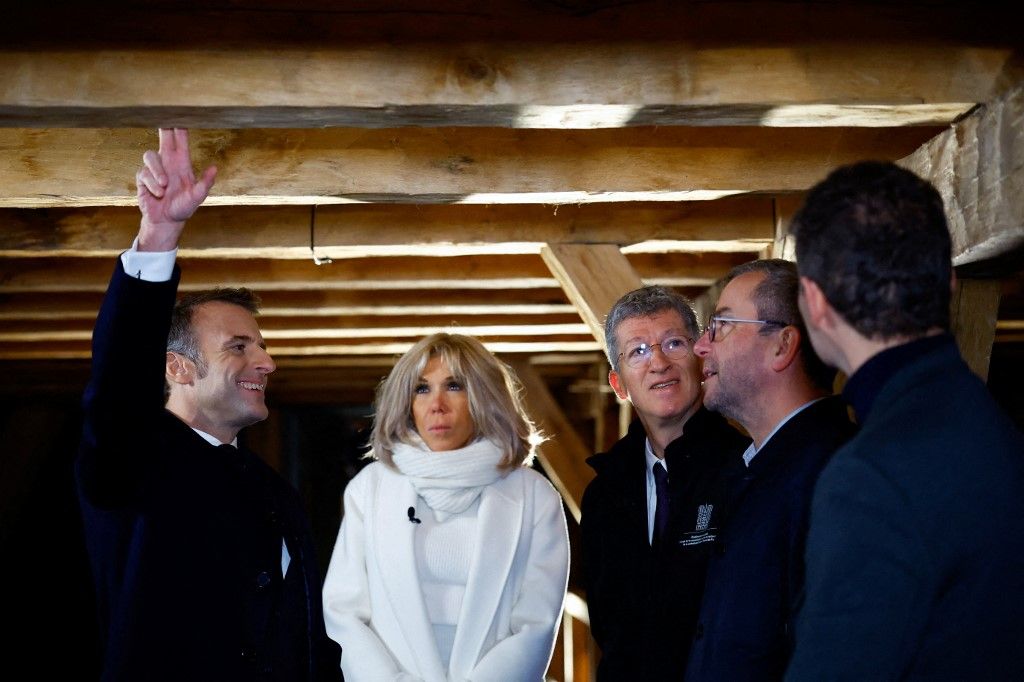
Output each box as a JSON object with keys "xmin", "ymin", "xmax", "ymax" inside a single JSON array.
[{"xmin": 369, "ymin": 333, "xmax": 544, "ymax": 469}]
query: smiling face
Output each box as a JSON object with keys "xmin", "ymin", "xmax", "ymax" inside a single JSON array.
[
  {"xmin": 181, "ymin": 301, "xmax": 276, "ymax": 443},
  {"xmin": 412, "ymin": 355, "xmax": 476, "ymax": 452},
  {"xmin": 608, "ymin": 309, "xmax": 702, "ymax": 430},
  {"xmin": 693, "ymin": 272, "xmax": 772, "ymax": 426}
]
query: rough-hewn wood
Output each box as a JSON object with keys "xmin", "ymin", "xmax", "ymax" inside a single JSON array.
[
  {"xmin": 951, "ymin": 278, "xmax": 1002, "ymax": 380},
  {"xmin": 541, "ymin": 244, "xmax": 644, "ymax": 341},
  {"xmin": 0, "ymin": 198, "xmax": 774, "ymax": 257},
  {"xmin": 0, "ymin": 253, "xmax": 744, "ymax": 293},
  {"xmin": 0, "ymin": 45, "xmax": 990, "ymax": 129},
  {"xmin": 0, "ymin": 127, "xmax": 942, "ymax": 208},
  {"xmin": 900, "ymin": 82, "xmax": 1024, "ymax": 269},
  {"xmin": 509, "ymin": 359, "xmax": 595, "ymax": 522}
]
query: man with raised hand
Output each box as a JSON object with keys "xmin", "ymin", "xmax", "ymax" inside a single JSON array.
[
  {"xmin": 77, "ymin": 129, "xmax": 341, "ymax": 681},
  {"xmin": 785, "ymin": 161, "xmax": 1024, "ymax": 680}
]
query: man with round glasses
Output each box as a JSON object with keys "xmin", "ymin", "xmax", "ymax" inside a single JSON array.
[
  {"xmin": 685, "ymin": 258, "xmax": 855, "ymax": 681},
  {"xmin": 581, "ymin": 285, "xmax": 748, "ymax": 681}
]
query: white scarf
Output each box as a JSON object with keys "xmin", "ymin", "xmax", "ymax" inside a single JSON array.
[{"xmin": 392, "ymin": 436, "xmax": 506, "ymax": 521}]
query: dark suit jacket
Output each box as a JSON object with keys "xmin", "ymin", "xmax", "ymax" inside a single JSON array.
[
  {"xmin": 787, "ymin": 336, "xmax": 1024, "ymax": 680},
  {"xmin": 685, "ymin": 397, "xmax": 856, "ymax": 682},
  {"xmin": 76, "ymin": 261, "xmax": 341, "ymax": 681},
  {"xmin": 581, "ymin": 407, "xmax": 749, "ymax": 681}
]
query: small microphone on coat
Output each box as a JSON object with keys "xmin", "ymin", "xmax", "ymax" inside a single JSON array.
[{"xmin": 407, "ymin": 507, "xmax": 421, "ymax": 524}]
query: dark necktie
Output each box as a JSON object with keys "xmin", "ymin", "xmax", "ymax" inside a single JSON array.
[{"xmin": 653, "ymin": 461, "xmax": 670, "ymax": 546}]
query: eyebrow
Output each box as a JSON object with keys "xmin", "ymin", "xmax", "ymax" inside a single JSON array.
[
  {"xmin": 417, "ymin": 373, "xmax": 457, "ymax": 382},
  {"xmin": 221, "ymin": 334, "xmax": 266, "ymax": 350},
  {"xmin": 624, "ymin": 328, "xmax": 689, "ymax": 343}
]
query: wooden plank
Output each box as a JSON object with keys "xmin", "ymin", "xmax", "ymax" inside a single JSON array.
[
  {"xmin": 541, "ymin": 244, "xmax": 644, "ymax": 341},
  {"xmin": 0, "ymin": 127, "xmax": 942, "ymax": 208},
  {"xmin": 509, "ymin": 359, "xmax": 595, "ymax": 522},
  {"xmin": 0, "ymin": 253, "xmax": 743, "ymax": 293},
  {"xmin": 0, "ymin": 197, "xmax": 774, "ymax": 257},
  {"xmin": 951, "ymin": 278, "xmax": 1002, "ymax": 381},
  {"xmin": 900, "ymin": 81, "xmax": 1024, "ymax": 268},
  {"xmin": 0, "ymin": 340, "xmax": 604, "ymax": 361},
  {"xmin": 0, "ymin": 44, "xmax": 991, "ymax": 129},
  {"xmin": 0, "ymin": 289, "xmax": 575, "ymax": 320}
]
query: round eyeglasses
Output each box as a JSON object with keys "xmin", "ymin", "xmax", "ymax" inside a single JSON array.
[
  {"xmin": 618, "ymin": 336, "xmax": 695, "ymax": 369},
  {"xmin": 705, "ymin": 316, "xmax": 788, "ymax": 342}
]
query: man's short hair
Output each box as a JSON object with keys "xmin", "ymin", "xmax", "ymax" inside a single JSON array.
[
  {"xmin": 723, "ymin": 259, "xmax": 836, "ymax": 391},
  {"xmin": 603, "ymin": 285, "xmax": 700, "ymax": 372},
  {"xmin": 790, "ymin": 161, "xmax": 952, "ymax": 340},
  {"xmin": 167, "ymin": 288, "xmax": 261, "ymax": 378}
]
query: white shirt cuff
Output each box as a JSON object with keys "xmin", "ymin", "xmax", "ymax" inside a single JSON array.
[{"xmin": 121, "ymin": 237, "xmax": 177, "ymax": 282}]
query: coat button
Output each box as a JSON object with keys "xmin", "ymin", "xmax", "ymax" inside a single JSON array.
[
  {"xmin": 256, "ymin": 571, "xmax": 272, "ymax": 589},
  {"xmin": 695, "ymin": 623, "xmax": 705, "ymax": 639}
]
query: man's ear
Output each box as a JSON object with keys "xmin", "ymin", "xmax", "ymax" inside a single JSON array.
[
  {"xmin": 770, "ymin": 325, "xmax": 802, "ymax": 372},
  {"xmin": 799, "ymin": 276, "xmax": 831, "ymax": 330},
  {"xmin": 608, "ymin": 370, "xmax": 630, "ymax": 401},
  {"xmin": 166, "ymin": 352, "xmax": 194, "ymax": 385}
]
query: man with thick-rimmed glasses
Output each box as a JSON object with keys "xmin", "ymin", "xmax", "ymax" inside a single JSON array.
[
  {"xmin": 686, "ymin": 259, "xmax": 855, "ymax": 682},
  {"xmin": 581, "ymin": 285, "xmax": 748, "ymax": 681}
]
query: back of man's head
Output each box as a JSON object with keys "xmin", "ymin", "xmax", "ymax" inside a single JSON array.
[
  {"xmin": 603, "ymin": 285, "xmax": 700, "ymax": 371},
  {"xmin": 790, "ymin": 161, "xmax": 952, "ymax": 341},
  {"xmin": 723, "ymin": 258, "xmax": 836, "ymax": 392}
]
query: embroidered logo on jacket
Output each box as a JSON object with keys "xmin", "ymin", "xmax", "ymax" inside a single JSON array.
[{"xmin": 679, "ymin": 504, "xmax": 716, "ymax": 546}]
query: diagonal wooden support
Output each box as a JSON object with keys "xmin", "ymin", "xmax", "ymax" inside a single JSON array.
[
  {"xmin": 541, "ymin": 243, "xmax": 644, "ymax": 342},
  {"xmin": 509, "ymin": 359, "xmax": 594, "ymax": 522}
]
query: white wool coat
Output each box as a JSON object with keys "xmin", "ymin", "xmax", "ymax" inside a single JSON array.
[{"xmin": 323, "ymin": 461, "xmax": 570, "ymax": 682}]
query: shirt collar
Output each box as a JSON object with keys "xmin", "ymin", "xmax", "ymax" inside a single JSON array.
[
  {"xmin": 743, "ymin": 397, "xmax": 824, "ymax": 466},
  {"xmin": 192, "ymin": 427, "xmax": 238, "ymax": 448},
  {"xmin": 644, "ymin": 438, "xmax": 667, "ymax": 473}
]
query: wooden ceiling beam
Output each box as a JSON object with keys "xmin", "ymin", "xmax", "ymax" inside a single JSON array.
[
  {"xmin": 0, "ymin": 198, "xmax": 774, "ymax": 258},
  {"xmin": 0, "ymin": 42, "xmax": 1005, "ymax": 129},
  {"xmin": 0, "ymin": 339, "xmax": 604, "ymax": 361},
  {"xmin": 0, "ymin": 253, "xmax": 747, "ymax": 293},
  {"xmin": 0, "ymin": 127, "xmax": 942, "ymax": 208},
  {"xmin": 900, "ymin": 81, "xmax": 1024, "ymax": 269},
  {"xmin": 0, "ymin": 289, "xmax": 575, "ymax": 320}
]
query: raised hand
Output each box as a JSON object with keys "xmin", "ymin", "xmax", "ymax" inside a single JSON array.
[{"xmin": 135, "ymin": 128, "xmax": 217, "ymax": 252}]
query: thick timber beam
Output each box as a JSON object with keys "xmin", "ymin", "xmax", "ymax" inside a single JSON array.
[
  {"xmin": 900, "ymin": 81, "xmax": 1024, "ymax": 269},
  {"xmin": 0, "ymin": 127, "xmax": 941, "ymax": 208}
]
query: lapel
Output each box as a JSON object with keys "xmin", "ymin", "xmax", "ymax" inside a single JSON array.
[
  {"xmin": 448, "ymin": 472, "xmax": 523, "ymax": 678},
  {"xmin": 372, "ymin": 472, "xmax": 448, "ymax": 682}
]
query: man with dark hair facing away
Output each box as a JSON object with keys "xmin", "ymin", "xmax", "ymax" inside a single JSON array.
[
  {"xmin": 785, "ymin": 161, "xmax": 1024, "ymax": 680},
  {"xmin": 686, "ymin": 259, "xmax": 855, "ymax": 681},
  {"xmin": 582, "ymin": 286, "xmax": 748, "ymax": 680},
  {"xmin": 76, "ymin": 129, "xmax": 342, "ymax": 681}
]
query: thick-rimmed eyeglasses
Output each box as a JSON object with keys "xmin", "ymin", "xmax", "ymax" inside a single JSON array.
[
  {"xmin": 706, "ymin": 316, "xmax": 788, "ymax": 342},
  {"xmin": 618, "ymin": 336, "xmax": 695, "ymax": 369}
]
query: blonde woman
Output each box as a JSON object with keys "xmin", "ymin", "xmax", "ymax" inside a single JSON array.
[{"xmin": 323, "ymin": 333, "xmax": 570, "ymax": 682}]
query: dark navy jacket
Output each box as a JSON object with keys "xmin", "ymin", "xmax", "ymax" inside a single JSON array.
[
  {"xmin": 77, "ymin": 261, "xmax": 342, "ymax": 681},
  {"xmin": 685, "ymin": 396, "xmax": 855, "ymax": 681},
  {"xmin": 787, "ymin": 336, "xmax": 1024, "ymax": 680},
  {"xmin": 582, "ymin": 407, "xmax": 748, "ymax": 681}
]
